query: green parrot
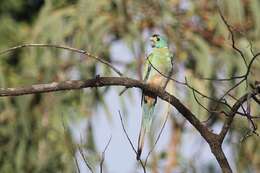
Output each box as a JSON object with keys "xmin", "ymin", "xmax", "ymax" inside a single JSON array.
[{"xmin": 137, "ymin": 34, "xmax": 173, "ymax": 160}]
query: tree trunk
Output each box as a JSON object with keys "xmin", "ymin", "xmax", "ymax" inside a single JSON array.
[{"xmin": 209, "ymin": 141, "xmax": 232, "ymax": 173}]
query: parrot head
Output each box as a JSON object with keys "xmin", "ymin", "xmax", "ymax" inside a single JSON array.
[{"xmin": 150, "ymin": 34, "xmax": 168, "ymax": 48}]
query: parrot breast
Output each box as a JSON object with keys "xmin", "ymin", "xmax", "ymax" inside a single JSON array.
[{"xmin": 147, "ymin": 47, "xmax": 172, "ymax": 79}]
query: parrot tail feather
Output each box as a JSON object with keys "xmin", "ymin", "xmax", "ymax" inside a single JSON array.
[
  {"xmin": 137, "ymin": 126, "xmax": 146, "ymax": 160},
  {"xmin": 137, "ymin": 99, "xmax": 155, "ymax": 160}
]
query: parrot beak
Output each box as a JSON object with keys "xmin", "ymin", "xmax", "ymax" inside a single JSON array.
[{"xmin": 150, "ymin": 36, "xmax": 156, "ymax": 48}]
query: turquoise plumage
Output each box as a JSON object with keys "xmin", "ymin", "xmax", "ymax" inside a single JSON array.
[{"xmin": 137, "ymin": 34, "xmax": 173, "ymax": 160}]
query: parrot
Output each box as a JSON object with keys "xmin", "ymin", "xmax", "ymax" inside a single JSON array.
[{"xmin": 137, "ymin": 34, "xmax": 173, "ymax": 160}]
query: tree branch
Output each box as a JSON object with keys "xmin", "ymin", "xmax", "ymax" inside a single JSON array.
[
  {"xmin": 217, "ymin": 7, "xmax": 248, "ymax": 67},
  {"xmin": 0, "ymin": 76, "xmax": 212, "ymax": 140},
  {"xmin": 100, "ymin": 136, "xmax": 112, "ymax": 173},
  {"xmin": 0, "ymin": 43, "xmax": 123, "ymax": 76},
  {"xmin": 219, "ymin": 87, "xmax": 260, "ymax": 142}
]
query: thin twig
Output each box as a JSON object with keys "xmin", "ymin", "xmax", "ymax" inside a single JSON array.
[
  {"xmin": 163, "ymin": 57, "xmax": 175, "ymax": 90},
  {"xmin": 74, "ymin": 157, "xmax": 81, "ymax": 173},
  {"xmin": 119, "ymin": 86, "xmax": 130, "ymax": 96},
  {"xmin": 118, "ymin": 111, "xmax": 147, "ymax": 173},
  {"xmin": 118, "ymin": 111, "xmax": 138, "ymax": 154},
  {"xmin": 228, "ymin": 93, "xmax": 248, "ymax": 116},
  {"xmin": 216, "ymin": 79, "xmax": 246, "ymax": 106},
  {"xmin": 240, "ymin": 130, "xmax": 259, "ymax": 143},
  {"xmin": 100, "ymin": 136, "xmax": 112, "ymax": 173},
  {"xmin": 0, "ymin": 43, "xmax": 123, "ymax": 76},
  {"xmin": 251, "ymin": 116, "xmax": 260, "ymax": 119},
  {"xmin": 248, "ymin": 40, "xmax": 255, "ymax": 56},
  {"xmin": 246, "ymin": 52, "xmax": 260, "ymax": 77},
  {"xmin": 77, "ymin": 145, "xmax": 95, "ymax": 173},
  {"xmin": 228, "ymin": 93, "xmax": 257, "ymax": 132},
  {"xmin": 218, "ymin": 7, "xmax": 248, "ymax": 67},
  {"xmin": 198, "ymin": 75, "xmax": 244, "ymax": 81},
  {"xmin": 252, "ymin": 95, "xmax": 260, "ymax": 105},
  {"xmin": 61, "ymin": 115, "xmax": 85, "ymax": 173},
  {"xmin": 192, "ymin": 89, "xmax": 228, "ymax": 116},
  {"xmin": 185, "ymin": 78, "xmax": 231, "ymax": 109},
  {"xmin": 77, "ymin": 133, "xmax": 96, "ymax": 173}
]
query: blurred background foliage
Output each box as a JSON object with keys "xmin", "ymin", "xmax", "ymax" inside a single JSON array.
[{"xmin": 0, "ymin": 0, "xmax": 259, "ymax": 173}]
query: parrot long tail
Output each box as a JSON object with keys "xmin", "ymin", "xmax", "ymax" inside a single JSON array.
[
  {"xmin": 137, "ymin": 124, "xmax": 146, "ymax": 160},
  {"xmin": 137, "ymin": 98, "xmax": 155, "ymax": 160}
]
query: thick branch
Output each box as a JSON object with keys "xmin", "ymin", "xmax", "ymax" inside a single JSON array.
[
  {"xmin": 209, "ymin": 140, "xmax": 232, "ymax": 173},
  {"xmin": 0, "ymin": 76, "xmax": 211, "ymax": 139}
]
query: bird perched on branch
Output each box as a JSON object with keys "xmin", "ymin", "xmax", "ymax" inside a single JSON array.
[{"xmin": 137, "ymin": 34, "xmax": 173, "ymax": 160}]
